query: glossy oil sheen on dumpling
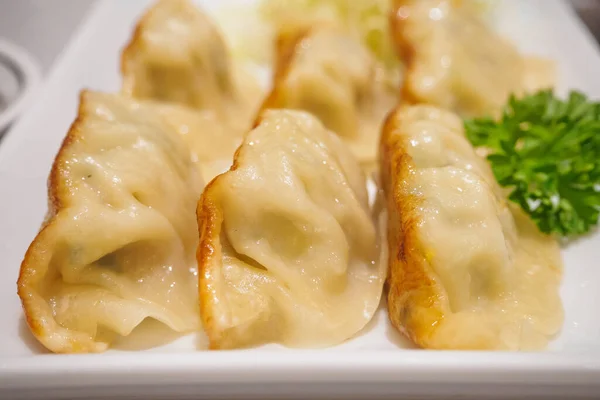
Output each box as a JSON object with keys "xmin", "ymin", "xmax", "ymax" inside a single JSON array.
[
  {"xmin": 380, "ymin": 105, "xmax": 563, "ymax": 350},
  {"xmin": 121, "ymin": 0, "xmax": 262, "ymax": 181},
  {"xmin": 391, "ymin": 0, "xmax": 555, "ymax": 116},
  {"xmin": 260, "ymin": 26, "xmax": 395, "ymax": 166},
  {"xmin": 123, "ymin": 0, "xmax": 231, "ymax": 112},
  {"xmin": 147, "ymin": 102, "xmax": 243, "ymax": 183},
  {"xmin": 17, "ymin": 91, "xmax": 203, "ymax": 353},
  {"xmin": 197, "ymin": 109, "xmax": 386, "ymax": 349},
  {"xmin": 122, "ymin": 0, "xmax": 260, "ymax": 118}
]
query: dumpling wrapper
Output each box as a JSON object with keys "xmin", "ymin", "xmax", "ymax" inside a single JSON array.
[
  {"xmin": 380, "ymin": 104, "xmax": 563, "ymax": 350},
  {"xmin": 18, "ymin": 91, "xmax": 203, "ymax": 353},
  {"xmin": 148, "ymin": 103, "xmax": 242, "ymax": 184},
  {"xmin": 198, "ymin": 109, "xmax": 386, "ymax": 349},
  {"xmin": 391, "ymin": 0, "xmax": 555, "ymax": 117},
  {"xmin": 121, "ymin": 0, "xmax": 262, "ymax": 181},
  {"xmin": 260, "ymin": 26, "xmax": 395, "ymax": 169},
  {"xmin": 123, "ymin": 0, "xmax": 232, "ymax": 112}
]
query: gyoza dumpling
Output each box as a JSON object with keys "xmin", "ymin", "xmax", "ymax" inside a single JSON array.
[
  {"xmin": 122, "ymin": 0, "xmax": 259, "ymax": 118},
  {"xmin": 198, "ymin": 109, "xmax": 386, "ymax": 349},
  {"xmin": 18, "ymin": 91, "xmax": 203, "ymax": 353},
  {"xmin": 123, "ymin": 0, "xmax": 229, "ymax": 112},
  {"xmin": 391, "ymin": 0, "xmax": 555, "ymax": 116},
  {"xmin": 121, "ymin": 0, "xmax": 261, "ymax": 181},
  {"xmin": 147, "ymin": 102, "xmax": 243, "ymax": 183},
  {"xmin": 262, "ymin": 27, "xmax": 372, "ymax": 139},
  {"xmin": 380, "ymin": 104, "xmax": 563, "ymax": 350},
  {"xmin": 260, "ymin": 26, "xmax": 395, "ymax": 167}
]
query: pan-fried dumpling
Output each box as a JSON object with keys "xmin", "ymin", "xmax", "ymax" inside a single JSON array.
[
  {"xmin": 391, "ymin": 0, "xmax": 555, "ymax": 116},
  {"xmin": 122, "ymin": 0, "xmax": 259, "ymax": 118},
  {"xmin": 148, "ymin": 102, "xmax": 242, "ymax": 183},
  {"xmin": 198, "ymin": 109, "xmax": 386, "ymax": 349},
  {"xmin": 123, "ymin": 0, "xmax": 231, "ymax": 112},
  {"xmin": 18, "ymin": 91, "xmax": 203, "ymax": 353},
  {"xmin": 121, "ymin": 0, "xmax": 261, "ymax": 181},
  {"xmin": 260, "ymin": 26, "xmax": 395, "ymax": 166},
  {"xmin": 262, "ymin": 27, "xmax": 373, "ymax": 139},
  {"xmin": 380, "ymin": 105, "xmax": 563, "ymax": 350}
]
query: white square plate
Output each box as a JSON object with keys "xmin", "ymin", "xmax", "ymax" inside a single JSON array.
[{"xmin": 1, "ymin": 0, "xmax": 600, "ymax": 398}]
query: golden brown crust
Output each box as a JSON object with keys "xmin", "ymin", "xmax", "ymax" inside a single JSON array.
[
  {"xmin": 379, "ymin": 106, "xmax": 446, "ymax": 348},
  {"xmin": 273, "ymin": 29, "xmax": 308, "ymax": 82},
  {"xmin": 253, "ymin": 29, "xmax": 309, "ymax": 128},
  {"xmin": 196, "ymin": 178, "xmax": 223, "ymax": 350},
  {"xmin": 389, "ymin": 1, "xmax": 411, "ymax": 66},
  {"xmin": 17, "ymin": 90, "xmax": 100, "ymax": 353},
  {"xmin": 389, "ymin": 1, "xmax": 425, "ymax": 107},
  {"xmin": 257, "ymin": 23, "xmax": 354, "ymax": 128},
  {"xmin": 381, "ymin": 105, "xmax": 563, "ymax": 350},
  {"xmin": 120, "ymin": 21, "xmax": 144, "ymax": 95},
  {"xmin": 17, "ymin": 228, "xmax": 50, "ymax": 342},
  {"xmin": 120, "ymin": 2, "xmax": 150, "ymax": 96},
  {"xmin": 196, "ymin": 136, "xmax": 246, "ymax": 350}
]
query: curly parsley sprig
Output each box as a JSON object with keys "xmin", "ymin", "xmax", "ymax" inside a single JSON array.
[{"xmin": 465, "ymin": 90, "xmax": 600, "ymax": 238}]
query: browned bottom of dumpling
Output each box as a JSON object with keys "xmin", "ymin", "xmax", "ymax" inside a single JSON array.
[
  {"xmin": 197, "ymin": 109, "xmax": 385, "ymax": 350},
  {"xmin": 380, "ymin": 104, "xmax": 563, "ymax": 350}
]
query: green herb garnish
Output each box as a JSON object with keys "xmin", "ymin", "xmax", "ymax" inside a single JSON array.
[{"xmin": 465, "ymin": 89, "xmax": 600, "ymax": 238}]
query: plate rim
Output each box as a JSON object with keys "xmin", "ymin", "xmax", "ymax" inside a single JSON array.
[
  {"xmin": 2, "ymin": 351, "xmax": 600, "ymax": 388},
  {"xmin": 1, "ymin": 0, "xmax": 600, "ymax": 397},
  {"xmin": 0, "ymin": 39, "xmax": 41, "ymax": 133}
]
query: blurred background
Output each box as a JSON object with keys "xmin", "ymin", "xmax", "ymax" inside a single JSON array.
[
  {"xmin": 572, "ymin": 0, "xmax": 600, "ymax": 40},
  {"xmin": 0, "ymin": 0, "xmax": 598, "ymax": 75},
  {"xmin": 0, "ymin": 0, "xmax": 598, "ymax": 137},
  {"xmin": 0, "ymin": 0, "xmax": 94, "ymax": 74}
]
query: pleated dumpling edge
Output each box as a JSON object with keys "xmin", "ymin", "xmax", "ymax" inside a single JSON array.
[
  {"xmin": 197, "ymin": 109, "xmax": 386, "ymax": 350},
  {"xmin": 18, "ymin": 91, "xmax": 204, "ymax": 353}
]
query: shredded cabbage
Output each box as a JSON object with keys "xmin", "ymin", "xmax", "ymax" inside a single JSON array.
[
  {"xmin": 259, "ymin": 0, "xmax": 397, "ymax": 70},
  {"xmin": 215, "ymin": 0, "xmax": 494, "ymax": 87}
]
